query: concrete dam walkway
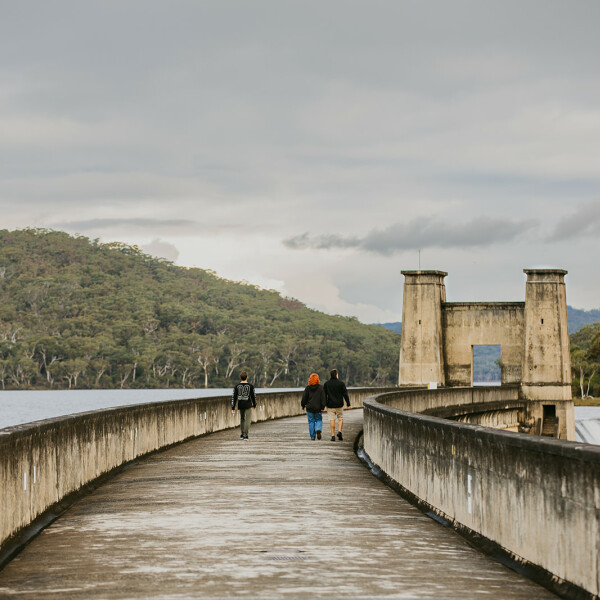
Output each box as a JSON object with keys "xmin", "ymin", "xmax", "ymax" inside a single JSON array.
[{"xmin": 0, "ymin": 411, "xmax": 557, "ymax": 599}]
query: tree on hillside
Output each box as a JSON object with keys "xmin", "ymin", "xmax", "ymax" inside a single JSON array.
[
  {"xmin": 571, "ymin": 347, "xmax": 597, "ymax": 400},
  {"xmin": 0, "ymin": 228, "xmax": 401, "ymax": 390},
  {"xmin": 570, "ymin": 324, "xmax": 600, "ymax": 399}
]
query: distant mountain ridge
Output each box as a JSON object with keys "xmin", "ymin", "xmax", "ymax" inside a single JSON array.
[
  {"xmin": 567, "ymin": 307, "xmax": 600, "ymax": 334},
  {"xmin": 376, "ymin": 307, "xmax": 600, "ymax": 336},
  {"xmin": 375, "ymin": 322, "xmax": 402, "ymax": 335}
]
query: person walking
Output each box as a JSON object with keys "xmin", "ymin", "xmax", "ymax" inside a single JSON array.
[
  {"xmin": 232, "ymin": 371, "xmax": 256, "ymax": 440},
  {"xmin": 324, "ymin": 369, "xmax": 350, "ymax": 441},
  {"xmin": 301, "ymin": 373, "xmax": 326, "ymax": 440}
]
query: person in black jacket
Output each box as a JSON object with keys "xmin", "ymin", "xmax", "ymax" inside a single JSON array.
[
  {"xmin": 232, "ymin": 371, "xmax": 256, "ymax": 440},
  {"xmin": 301, "ymin": 372, "xmax": 326, "ymax": 440},
  {"xmin": 323, "ymin": 369, "xmax": 350, "ymax": 441}
]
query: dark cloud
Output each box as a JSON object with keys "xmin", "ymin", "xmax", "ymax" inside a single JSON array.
[
  {"xmin": 284, "ymin": 217, "xmax": 537, "ymax": 255},
  {"xmin": 53, "ymin": 218, "xmax": 196, "ymax": 232},
  {"xmin": 550, "ymin": 200, "xmax": 600, "ymax": 241},
  {"xmin": 284, "ymin": 232, "xmax": 362, "ymax": 250}
]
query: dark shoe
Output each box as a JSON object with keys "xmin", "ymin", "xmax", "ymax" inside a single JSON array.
[
  {"xmin": 311, "ymin": 437, "xmax": 316, "ymax": 441},
  {"xmin": 316, "ymin": 430, "xmax": 321, "ymax": 440},
  {"xmin": 337, "ymin": 431, "xmax": 343, "ymax": 441},
  {"xmin": 240, "ymin": 434, "xmax": 244, "ymax": 439},
  {"xmin": 331, "ymin": 436, "xmax": 336, "ymax": 441},
  {"xmin": 243, "ymin": 435, "xmax": 249, "ymax": 440}
]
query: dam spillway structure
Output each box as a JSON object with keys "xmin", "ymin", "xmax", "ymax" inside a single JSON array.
[{"xmin": 398, "ymin": 269, "xmax": 574, "ymax": 440}]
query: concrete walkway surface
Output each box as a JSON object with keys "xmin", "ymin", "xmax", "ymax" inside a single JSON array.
[{"xmin": 0, "ymin": 410, "xmax": 557, "ymax": 599}]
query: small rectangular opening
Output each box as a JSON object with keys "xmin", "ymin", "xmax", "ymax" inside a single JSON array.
[
  {"xmin": 543, "ymin": 404, "xmax": 556, "ymax": 420},
  {"xmin": 472, "ymin": 345, "xmax": 501, "ymax": 386}
]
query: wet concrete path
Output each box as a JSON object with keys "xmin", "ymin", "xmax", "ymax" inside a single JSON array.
[{"xmin": 0, "ymin": 410, "xmax": 557, "ymax": 599}]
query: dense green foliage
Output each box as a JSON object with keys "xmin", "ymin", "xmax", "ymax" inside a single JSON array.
[
  {"xmin": 0, "ymin": 229, "xmax": 399, "ymax": 390},
  {"xmin": 570, "ymin": 323, "xmax": 600, "ymax": 399}
]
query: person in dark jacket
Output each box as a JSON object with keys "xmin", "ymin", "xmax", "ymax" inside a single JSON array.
[
  {"xmin": 301, "ymin": 373, "xmax": 326, "ymax": 440},
  {"xmin": 323, "ymin": 369, "xmax": 350, "ymax": 441},
  {"xmin": 232, "ymin": 371, "xmax": 256, "ymax": 440}
]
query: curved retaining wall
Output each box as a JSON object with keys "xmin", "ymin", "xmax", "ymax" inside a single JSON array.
[
  {"xmin": 381, "ymin": 384, "xmax": 520, "ymax": 414},
  {"xmin": 363, "ymin": 389, "xmax": 600, "ymax": 599},
  {"xmin": 0, "ymin": 387, "xmax": 391, "ymax": 558}
]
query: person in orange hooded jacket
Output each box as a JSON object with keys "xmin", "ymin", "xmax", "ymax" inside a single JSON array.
[{"xmin": 301, "ymin": 372, "xmax": 326, "ymax": 440}]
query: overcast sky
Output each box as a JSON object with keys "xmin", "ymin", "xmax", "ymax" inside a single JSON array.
[{"xmin": 1, "ymin": 1, "xmax": 599, "ymax": 323}]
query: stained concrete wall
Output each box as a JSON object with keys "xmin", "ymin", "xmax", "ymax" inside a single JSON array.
[
  {"xmin": 380, "ymin": 384, "xmax": 520, "ymax": 416},
  {"xmin": 398, "ymin": 269, "xmax": 574, "ymax": 440},
  {"xmin": 399, "ymin": 271, "xmax": 447, "ymax": 386},
  {"xmin": 522, "ymin": 269, "xmax": 571, "ymax": 400},
  {"xmin": 0, "ymin": 387, "xmax": 391, "ymax": 555},
  {"xmin": 364, "ymin": 389, "xmax": 600, "ymax": 598},
  {"xmin": 442, "ymin": 302, "xmax": 525, "ymax": 386}
]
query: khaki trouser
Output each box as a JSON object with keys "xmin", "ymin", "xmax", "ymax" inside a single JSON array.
[{"xmin": 240, "ymin": 407, "xmax": 252, "ymax": 436}]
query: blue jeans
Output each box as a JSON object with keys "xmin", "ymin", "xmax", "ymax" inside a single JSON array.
[{"xmin": 306, "ymin": 411, "xmax": 322, "ymax": 439}]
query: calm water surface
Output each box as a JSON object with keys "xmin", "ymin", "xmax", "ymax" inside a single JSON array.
[{"xmin": 0, "ymin": 388, "xmax": 299, "ymax": 430}]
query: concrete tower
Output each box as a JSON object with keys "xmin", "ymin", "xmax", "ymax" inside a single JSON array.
[
  {"xmin": 522, "ymin": 269, "xmax": 574, "ymax": 439},
  {"xmin": 399, "ymin": 271, "xmax": 447, "ymax": 386}
]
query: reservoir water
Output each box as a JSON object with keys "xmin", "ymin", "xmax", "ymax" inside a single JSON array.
[
  {"xmin": 1, "ymin": 389, "xmax": 599, "ymax": 445},
  {"xmin": 0, "ymin": 388, "xmax": 299, "ymax": 430}
]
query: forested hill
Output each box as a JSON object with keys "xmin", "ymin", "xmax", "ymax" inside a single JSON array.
[{"xmin": 0, "ymin": 229, "xmax": 399, "ymax": 390}]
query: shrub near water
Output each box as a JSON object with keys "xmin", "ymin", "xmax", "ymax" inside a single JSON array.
[{"xmin": 0, "ymin": 229, "xmax": 399, "ymax": 390}]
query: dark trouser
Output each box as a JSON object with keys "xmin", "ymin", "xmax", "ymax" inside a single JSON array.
[{"xmin": 240, "ymin": 407, "xmax": 252, "ymax": 437}]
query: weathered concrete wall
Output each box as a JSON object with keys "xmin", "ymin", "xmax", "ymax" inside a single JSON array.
[
  {"xmin": 364, "ymin": 389, "xmax": 600, "ymax": 598},
  {"xmin": 452, "ymin": 406, "xmax": 523, "ymax": 431},
  {"xmin": 522, "ymin": 270, "xmax": 574, "ymax": 440},
  {"xmin": 0, "ymin": 387, "xmax": 391, "ymax": 554},
  {"xmin": 382, "ymin": 384, "xmax": 521, "ymax": 416},
  {"xmin": 398, "ymin": 269, "xmax": 575, "ymax": 441},
  {"xmin": 522, "ymin": 269, "xmax": 571, "ymax": 400},
  {"xmin": 389, "ymin": 385, "xmax": 525, "ymax": 430},
  {"xmin": 399, "ymin": 271, "xmax": 447, "ymax": 386},
  {"xmin": 442, "ymin": 302, "xmax": 525, "ymax": 386}
]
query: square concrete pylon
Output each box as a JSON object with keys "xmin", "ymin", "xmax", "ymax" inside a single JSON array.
[{"xmin": 399, "ymin": 270, "xmax": 447, "ymax": 387}]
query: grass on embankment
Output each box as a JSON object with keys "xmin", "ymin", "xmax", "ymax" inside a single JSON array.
[{"xmin": 573, "ymin": 397, "xmax": 600, "ymax": 407}]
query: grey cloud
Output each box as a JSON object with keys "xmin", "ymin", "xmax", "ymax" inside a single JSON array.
[
  {"xmin": 284, "ymin": 217, "xmax": 537, "ymax": 255},
  {"xmin": 1, "ymin": 1, "xmax": 600, "ymax": 319},
  {"xmin": 0, "ymin": 0, "xmax": 598, "ymax": 227},
  {"xmin": 550, "ymin": 200, "xmax": 600, "ymax": 241},
  {"xmin": 141, "ymin": 238, "xmax": 180, "ymax": 262},
  {"xmin": 284, "ymin": 232, "xmax": 362, "ymax": 250}
]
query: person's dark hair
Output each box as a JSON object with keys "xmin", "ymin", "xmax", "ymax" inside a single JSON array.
[
  {"xmin": 240, "ymin": 371, "xmax": 248, "ymax": 381},
  {"xmin": 329, "ymin": 369, "xmax": 338, "ymax": 378}
]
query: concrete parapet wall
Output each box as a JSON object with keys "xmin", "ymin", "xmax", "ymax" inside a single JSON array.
[
  {"xmin": 363, "ymin": 388, "xmax": 600, "ymax": 598},
  {"xmin": 383, "ymin": 384, "xmax": 520, "ymax": 415},
  {"xmin": 0, "ymin": 387, "xmax": 391, "ymax": 556}
]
